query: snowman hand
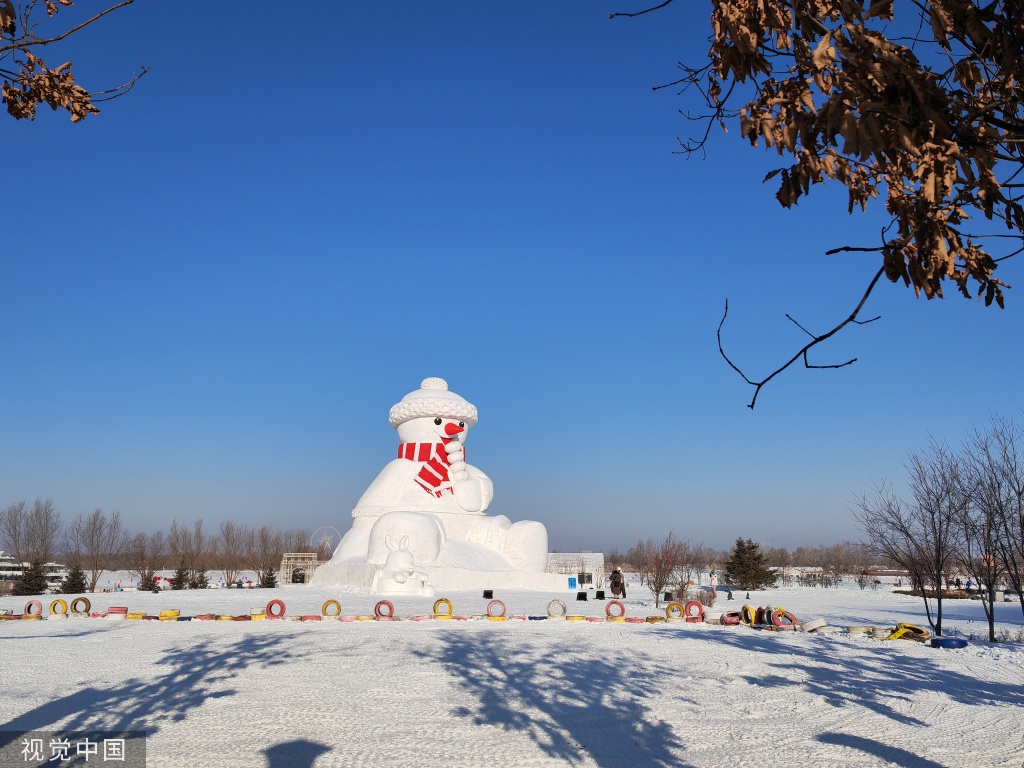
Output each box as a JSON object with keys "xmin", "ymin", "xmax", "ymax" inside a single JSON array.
[
  {"xmin": 393, "ymin": 572, "xmax": 408, "ymax": 584},
  {"xmin": 445, "ymin": 440, "xmax": 469, "ymax": 481}
]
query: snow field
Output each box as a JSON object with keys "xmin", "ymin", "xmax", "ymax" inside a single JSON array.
[{"xmin": 2, "ymin": 585, "xmax": 1023, "ymax": 767}]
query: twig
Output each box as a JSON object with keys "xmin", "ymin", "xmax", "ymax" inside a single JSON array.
[
  {"xmin": 609, "ymin": 1, "xmax": 676, "ymax": 20},
  {"xmin": 718, "ymin": 267, "xmax": 886, "ymax": 409}
]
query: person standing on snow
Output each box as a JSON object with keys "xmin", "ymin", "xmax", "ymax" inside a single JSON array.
[{"xmin": 609, "ymin": 568, "xmax": 626, "ymax": 598}]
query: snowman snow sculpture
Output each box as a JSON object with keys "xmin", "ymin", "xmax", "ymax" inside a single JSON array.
[{"xmin": 310, "ymin": 378, "xmax": 563, "ymax": 592}]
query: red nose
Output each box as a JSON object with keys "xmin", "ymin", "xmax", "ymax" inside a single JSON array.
[{"xmin": 444, "ymin": 423, "xmax": 464, "ymax": 436}]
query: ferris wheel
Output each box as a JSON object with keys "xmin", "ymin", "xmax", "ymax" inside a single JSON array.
[{"xmin": 310, "ymin": 526, "xmax": 342, "ymax": 556}]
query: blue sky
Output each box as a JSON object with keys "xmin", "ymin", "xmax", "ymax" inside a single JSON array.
[{"xmin": 2, "ymin": 1, "xmax": 1021, "ymax": 553}]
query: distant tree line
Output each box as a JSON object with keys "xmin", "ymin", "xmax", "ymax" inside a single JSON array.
[
  {"xmin": 0, "ymin": 502, "xmax": 327, "ymax": 595},
  {"xmin": 856, "ymin": 414, "xmax": 1024, "ymax": 642},
  {"xmin": 604, "ymin": 535, "xmax": 891, "ymax": 605}
]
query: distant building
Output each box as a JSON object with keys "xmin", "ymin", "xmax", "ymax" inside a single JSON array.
[
  {"xmin": 279, "ymin": 552, "xmax": 322, "ymax": 584},
  {"xmin": 0, "ymin": 550, "xmax": 68, "ymax": 594},
  {"xmin": 546, "ymin": 552, "xmax": 605, "ymax": 589}
]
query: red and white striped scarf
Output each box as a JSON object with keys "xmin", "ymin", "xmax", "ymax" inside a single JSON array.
[{"xmin": 397, "ymin": 441, "xmax": 465, "ymax": 498}]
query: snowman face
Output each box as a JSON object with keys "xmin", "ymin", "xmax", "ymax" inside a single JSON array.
[{"xmin": 396, "ymin": 415, "xmax": 469, "ymax": 444}]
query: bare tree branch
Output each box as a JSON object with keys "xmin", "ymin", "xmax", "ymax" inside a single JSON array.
[{"xmin": 718, "ymin": 266, "xmax": 885, "ymax": 409}]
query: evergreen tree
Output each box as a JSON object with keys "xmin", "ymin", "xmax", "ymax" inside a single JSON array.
[
  {"xmin": 724, "ymin": 538, "xmax": 777, "ymax": 591},
  {"xmin": 172, "ymin": 560, "xmax": 189, "ymax": 591},
  {"xmin": 60, "ymin": 564, "xmax": 88, "ymax": 594},
  {"xmin": 13, "ymin": 560, "xmax": 49, "ymax": 596},
  {"xmin": 189, "ymin": 571, "xmax": 209, "ymax": 590},
  {"xmin": 258, "ymin": 569, "xmax": 277, "ymax": 589}
]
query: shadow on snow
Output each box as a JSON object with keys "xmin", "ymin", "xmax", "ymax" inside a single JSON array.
[
  {"xmin": 0, "ymin": 632, "xmax": 304, "ymax": 750},
  {"xmin": 415, "ymin": 633, "xmax": 690, "ymax": 768},
  {"xmin": 679, "ymin": 627, "xmax": 1024, "ymax": 727}
]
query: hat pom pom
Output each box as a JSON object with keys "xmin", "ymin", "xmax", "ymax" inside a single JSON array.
[{"xmin": 420, "ymin": 377, "xmax": 448, "ymax": 391}]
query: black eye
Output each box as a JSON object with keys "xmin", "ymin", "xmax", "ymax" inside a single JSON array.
[
  {"xmin": 434, "ymin": 418, "xmax": 442, "ymax": 425},
  {"xmin": 458, "ymin": 422, "xmax": 465, "ymax": 428}
]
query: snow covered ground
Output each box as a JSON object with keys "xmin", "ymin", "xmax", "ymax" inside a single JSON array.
[{"xmin": 2, "ymin": 580, "xmax": 1023, "ymax": 768}]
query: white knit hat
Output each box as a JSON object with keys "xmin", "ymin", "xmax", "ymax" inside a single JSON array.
[{"xmin": 388, "ymin": 377, "xmax": 479, "ymax": 428}]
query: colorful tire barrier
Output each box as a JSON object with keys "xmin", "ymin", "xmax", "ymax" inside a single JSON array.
[
  {"xmin": 721, "ymin": 611, "xmax": 741, "ymax": 626},
  {"xmin": 740, "ymin": 605, "xmax": 756, "ymax": 626},
  {"xmin": 266, "ymin": 599, "xmax": 286, "ymax": 619},
  {"xmin": 49, "ymin": 599, "xmax": 68, "ymax": 616},
  {"xmin": 684, "ymin": 600, "xmax": 704, "ymax": 623},
  {"xmin": 322, "ymin": 599, "xmax": 342, "ymax": 618},
  {"xmin": 107, "ymin": 606, "xmax": 128, "ymax": 621},
  {"xmin": 486, "ymin": 600, "xmax": 507, "ymax": 618},
  {"xmin": 24, "ymin": 600, "xmax": 43, "ymax": 617},
  {"xmin": 547, "ymin": 599, "xmax": 567, "ymax": 619},
  {"xmin": 665, "ymin": 602, "xmax": 685, "ymax": 619},
  {"xmin": 645, "ymin": 616, "xmax": 666, "ymax": 623},
  {"xmin": 374, "ymin": 600, "xmax": 395, "ymax": 620},
  {"xmin": 70, "ymin": 597, "xmax": 91, "ymax": 615},
  {"xmin": 159, "ymin": 610, "xmax": 181, "ymax": 622},
  {"xmin": 605, "ymin": 600, "xmax": 626, "ymax": 618},
  {"xmin": 126, "ymin": 612, "xmax": 145, "ymax": 620},
  {"xmin": 300, "ymin": 615, "xmax": 322, "ymax": 622}
]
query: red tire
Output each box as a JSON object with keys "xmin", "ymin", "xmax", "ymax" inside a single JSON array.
[
  {"xmin": 775, "ymin": 609, "xmax": 798, "ymax": 626},
  {"xmin": 265, "ymin": 599, "xmax": 286, "ymax": 619},
  {"xmin": 374, "ymin": 600, "xmax": 395, "ymax": 619},
  {"xmin": 605, "ymin": 600, "xmax": 626, "ymax": 618},
  {"xmin": 684, "ymin": 600, "xmax": 704, "ymax": 623},
  {"xmin": 485, "ymin": 600, "xmax": 506, "ymax": 618},
  {"xmin": 721, "ymin": 611, "xmax": 741, "ymax": 626},
  {"xmin": 24, "ymin": 600, "xmax": 42, "ymax": 616}
]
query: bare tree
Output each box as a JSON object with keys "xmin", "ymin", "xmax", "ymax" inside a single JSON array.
[
  {"xmin": 168, "ymin": 519, "xmax": 211, "ymax": 589},
  {"xmin": 64, "ymin": 508, "xmax": 130, "ymax": 590},
  {"xmin": 125, "ymin": 531, "xmax": 166, "ymax": 592},
  {"xmin": 854, "ymin": 439, "xmax": 964, "ymax": 635},
  {"xmin": 960, "ymin": 415, "xmax": 1024, "ymax": 629},
  {"xmin": 3, "ymin": 497, "xmax": 64, "ymax": 563},
  {"xmin": 0, "ymin": 499, "xmax": 27, "ymax": 561},
  {"xmin": 247, "ymin": 525, "xmax": 283, "ymax": 587},
  {"xmin": 214, "ymin": 521, "xmax": 253, "ymax": 585},
  {"xmin": 629, "ymin": 533, "xmax": 688, "ymax": 607},
  {"xmin": 1, "ymin": 0, "xmax": 146, "ymax": 122},
  {"xmin": 281, "ymin": 528, "xmax": 313, "ymax": 554}
]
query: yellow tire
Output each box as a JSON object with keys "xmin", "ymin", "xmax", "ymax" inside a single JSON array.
[
  {"xmin": 433, "ymin": 598, "xmax": 453, "ymax": 617},
  {"xmin": 606, "ymin": 616, "xmax": 626, "ymax": 623},
  {"xmin": 433, "ymin": 614, "xmax": 453, "ymax": 621},
  {"xmin": 665, "ymin": 602, "xmax": 685, "ymax": 619},
  {"xmin": 487, "ymin": 616, "xmax": 508, "ymax": 622},
  {"xmin": 22, "ymin": 614, "xmax": 42, "ymax": 621},
  {"xmin": 251, "ymin": 614, "xmax": 266, "ymax": 620},
  {"xmin": 740, "ymin": 605, "xmax": 756, "ymax": 626},
  {"xmin": 49, "ymin": 599, "xmax": 68, "ymax": 616},
  {"xmin": 646, "ymin": 616, "xmax": 666, "ymax": 623},
  {"xmin": 321, "ymin": 599, "xmax": 342, "ymax": 617},
  {"xmin": 356, "ymin": 615, "xmax": 375, "ymax": 621},
  {"xmin": 566, "ymin": 615, "xmax": 586, "ymax": 622}
]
